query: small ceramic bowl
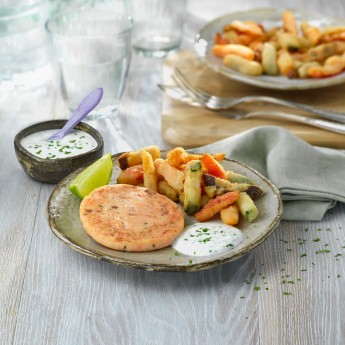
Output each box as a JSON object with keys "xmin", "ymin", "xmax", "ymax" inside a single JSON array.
[{"xmin": 14, "ymin": 120, "xmax": 104, "ymax": 184}]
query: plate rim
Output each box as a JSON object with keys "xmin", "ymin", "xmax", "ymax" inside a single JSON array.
[
  {"xmin": 193, "ymin": 7, "xmax": 345, "ymax": 90},
  {"xmin": 47, "ymin": 152, "xmax": 283, "ymax": 272}
]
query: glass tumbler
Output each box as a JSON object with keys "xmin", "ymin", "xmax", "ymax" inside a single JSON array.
[
  {"xmin": 0, "ymin": 0, "xmax": 51, "ymax": 80},
  {"xmin": 128, "ymin": 0, "xmax": 186, "ymax": 58},
  {"xmin": 45, "ymin": 9, "xmax": 133, "ymax": 120}
]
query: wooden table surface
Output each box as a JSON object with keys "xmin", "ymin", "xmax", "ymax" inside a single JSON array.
[{"xmin": 1, "ymin": 1, "xmax": 345, "ymax": 344}]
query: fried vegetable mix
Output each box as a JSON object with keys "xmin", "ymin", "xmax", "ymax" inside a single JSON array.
[
  {"xmin": 116, "ymin": 146, "xmax": 264, "ymax": 226},
  {"xmin": 212, "ymin": 10, "xmax": 345, "ymax": 79}
]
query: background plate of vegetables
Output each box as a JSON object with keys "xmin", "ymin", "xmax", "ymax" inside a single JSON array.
[{"xmin": 194, "ymin": 8, "xmax": 345, "ymax": 90}]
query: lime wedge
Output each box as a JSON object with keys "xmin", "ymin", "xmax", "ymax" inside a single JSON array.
[{"xmin": 69, "ymin": 153, "xmax": 113, "ymax": 199}]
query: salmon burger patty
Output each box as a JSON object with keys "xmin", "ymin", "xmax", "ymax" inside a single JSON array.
[{"xmin": 80, "ymin": 184, "xmax": 184, "ymax": 252}]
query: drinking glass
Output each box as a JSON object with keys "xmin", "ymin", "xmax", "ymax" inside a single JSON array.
[
  {"xmin": 128, "ymin": 0, "xmax": 186, "ymax": 58},
  {"xmin": 0, "ymin": 0, "xmax": 51, "ymax": 80},
  {"xmin": 45, "ymin": 9, "xmax": 133, "ymax": 120}
]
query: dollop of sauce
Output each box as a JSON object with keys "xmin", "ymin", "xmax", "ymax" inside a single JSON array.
[
  {"xmin": 20, "ymin": 129, "xmax": 97, "ymax": 159},
  {"xmin": 172, "ymin": 221, "xmax": 245, "ymax": 257}
]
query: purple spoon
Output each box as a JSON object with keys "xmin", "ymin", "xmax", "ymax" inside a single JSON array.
[{"xmin": 47, "ymin": 88, "xmax": 103, "ymax": 141}]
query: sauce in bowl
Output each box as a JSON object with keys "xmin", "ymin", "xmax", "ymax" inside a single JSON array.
[
  {"xmin": 172, "ymin": 221, "xmax": 245, "ymax": 257},
  {"xmin": 20, "ymin": 129, "xmax": 97, "ymax": 160},
  {"xmin": 14, "ymin": 120, "xmax": 104, "ymax": 183}
]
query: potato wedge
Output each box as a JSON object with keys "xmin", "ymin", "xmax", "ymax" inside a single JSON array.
[
  {"xmin": 297, "ymin": 61, "xmax": 320, "ymax": 78},
  {"xmin": 307, "ymin": 42, "xmax": 338, "ymax": 62},
  {"xmin": 141, "ymin": 150, "xmax": 158, "ymax": 192},
  {"xmin": 117, "ymin": 165, "xmax": 144, "ymax": 185},
  {"xmin": 220, "ymin": 204, "xmax": 240, "ymax": 225},
  {"xmin": 166, "ymin": 147, "xmax": 188, "ymax": 168},
  {"xmin": 212, "ymin": 44, "xmax": 255, "ymax": 60},
  {"xmin": 223, "ymin": 54, "xmax": 263, "ymax": 76},
  {"xmin": 278, "ymin": 32, "xmax": 300, "ymax": 52},
  {"xmin": 322, "ymin": 26, "xmax": 345, "ymax": 36},
  {"xmin": 262, "ymin": 42, "xmax": 278, "ymax": 75},
  {"xmin": 183, "ymin": 153, "xmax": 225, "ymax": 164},
  {"xmin": 308, "ymin": 55, "xmax": 345, "ymax": 77},
  {"xmin": 223, "ymin": 30, "xmax": 239, "ymax": 44},
  {"xmin": 230, "ymin": 20, "xmax": 264, "ymax": 37},
  {"xmin": 158, "ymin": 180, "xmax": 178, "ymax": 202},
  {"xmin": 154, "ymin": 158, "xmax": 185, "ymax": 192},
  {"xmin": 282, "ymin": 10, "xmax": 298, "ymax": 35},
  {"xmin": 237, "ymin": 33, "xmax": 258, "ymax": 46},
  {"xmin": 277, "ymin": 50, "xmax": 297, "ymax": 78},
  {"xmin": 301, "ymin": 21, "xmax": 321, "ymax": 46},
  {"xmin": 213, "ymin": 32, "xmax": 230, "ymax": 45},
  {"xmin": 118, "ymin": 146, "xmax": 160, "ymax": 170},
  {"xmin": 322, "ymin": 31, "xmax": 345, "ymax": 43}
]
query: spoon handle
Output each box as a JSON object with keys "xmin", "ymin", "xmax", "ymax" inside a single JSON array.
[{"xmin": 48, "ymin": 88, "xmax": 103, "ymax": 141}]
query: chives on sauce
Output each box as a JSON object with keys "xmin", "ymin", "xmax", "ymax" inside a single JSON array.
[
  {"xmin": 172, "ymin": 222, "xmax": 245, "ymax": 257},
  {"xmin": 21, "ymin": 129, "xmax": 97, "ymax": 159}
]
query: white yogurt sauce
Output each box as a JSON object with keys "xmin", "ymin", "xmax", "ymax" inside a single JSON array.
[
  {"xmin": 172, "ymin": 221, "xmax": 245, "ymax": 257},
  {"xmin": 20, "ymin": 129, "xmax": 97, "ymax": 159}
]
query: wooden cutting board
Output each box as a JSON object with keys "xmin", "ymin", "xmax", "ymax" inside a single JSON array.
[{"xmin": 161, "ymin": 51, "xmax": 345, "ymax": 148}]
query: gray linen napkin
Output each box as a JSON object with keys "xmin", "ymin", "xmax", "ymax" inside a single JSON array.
[{"xmin": 194, "ymin": 125, "xmax": 345, "ymax": 221}]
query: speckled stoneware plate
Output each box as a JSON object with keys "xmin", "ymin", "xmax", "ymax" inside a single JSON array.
[
  {"xmin": 47, "ymin": 152, "xmax": 282, "ymax": 272},
  {"xmin": 194, "ymin": 8, "xmax": 345, "ymax": 90}
]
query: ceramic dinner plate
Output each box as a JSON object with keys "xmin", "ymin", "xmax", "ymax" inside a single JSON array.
[
  {"xmin": 194, "ymin": 8, "xmax": 345, "ymax": 90},
  {"xmin": 47, "ymin": 152, "xmax": 282, "ymax": 272}
]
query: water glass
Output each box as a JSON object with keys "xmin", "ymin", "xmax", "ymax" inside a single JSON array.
[
  {"xmin": 0, "ymin": 0, "xmax": 51, "ymax": 80},
  {"xmin": 45, "ymin": 9, "xmax": 133, "ymax": 120},
  {"xmin": 128, "ymin": 0, "xmax": 186, "ymax": 58}
]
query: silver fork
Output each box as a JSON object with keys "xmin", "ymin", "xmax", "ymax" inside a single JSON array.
[
  {"xmin": 158, "ymin": 84, "xmax": 345, "ymax": 135},
  {"xmin": 173, "ymin": 67, "xmax": 345, "ymax": 124}
]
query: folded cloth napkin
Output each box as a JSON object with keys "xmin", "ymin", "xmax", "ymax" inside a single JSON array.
[{"xmin": 194, "ymin": 125, "xmax": 345, "ymax": 221}]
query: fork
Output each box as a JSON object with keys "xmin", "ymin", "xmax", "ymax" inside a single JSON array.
[
  {"xmin": 158, "ymin": 84, "xmax": 345, "ymax": 135},
  {"xmin": 173, "ymin": 67, "xmax": 345, "ymax": 124}
]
